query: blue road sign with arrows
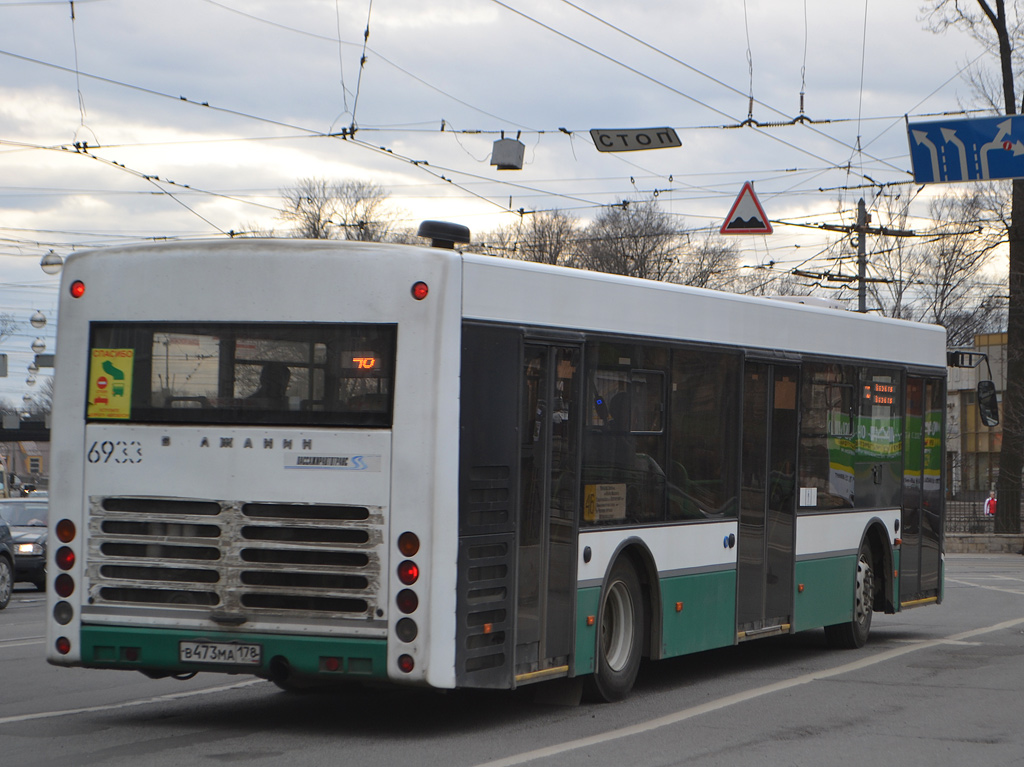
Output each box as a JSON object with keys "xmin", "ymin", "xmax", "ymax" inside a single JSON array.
[{"xmin": 908, "ymin": 116, "xmax": 1024, "ymax": 183}]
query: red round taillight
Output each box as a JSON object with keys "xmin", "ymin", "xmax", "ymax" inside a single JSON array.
[
  {"xmin": 56, "ymin": 519, "xmax": 76, "ymax": 543},
  {"xmin": 411, "ymin": 281, "xmax": 429, "ymax": 300},
  {"xmin": 56, "ymin": 546, "xmax": 75, "ymax": 571},
  {"xmin": 54, "ymin": 574, "xmax": 74, "ymax": 598},
  {"xmin": 397, "ymin": 654, "xmax": 415, "ymax": 673},
  {"xmin": 70, "ymin": 280, "xmax": 85, "ymax": 298},
  {"xmin": 397, "ymin": 560, "xmax": 419, "ymax": 586},
  {"xmin": 396, "ymin": 588, "xmax": 419, "ymax": 614},
  {"xmin": 398, "ymin": 531, "xmax": 420, "ymax": 557},
  {"xmin": 56, "ymin": 636, "xmax": 71, "ymax": 655}
]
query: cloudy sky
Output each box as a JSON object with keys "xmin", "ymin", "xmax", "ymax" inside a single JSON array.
[{"xmin": 0, "ymin": 0, "xmax": 1000, "ymax": 405}]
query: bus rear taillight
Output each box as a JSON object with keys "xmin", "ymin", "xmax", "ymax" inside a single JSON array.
[
  {"xmin": 56, "ymin": 519, "xmax": 76, "ymax": 543},
  {"xmin": 56, "ymin": 546, "xmax": 75, "ymax": 570},
  {"xmin": 411, "ymin": 281, "xmax": 429, "ymax": 300},
  {"xmin": 398, "ymin": 531, "xmax": 419, "ymax": 556},
  {"xmin": 55, "ymin": 637, "xmax": 71, "ymax": 655},
  {"xmin": 53, "ymin": 600, "xmax": 73, "ymax": 625},
  {"xmin": 397, "ymin": 560, "xmax": 419, "ymax": 585},
  {"xmin": 70, "ymin": 280, "xmax": 85, "ymax": 298},
  {"xmin": 397, "ymin": 654, "xmax": 414, "ymax": 673},
  {"xmin": 396, "ymin": 618, "xmax": 418, "ymax": 642},
  {"xmin": 396, "ymin": 589, "xmax": 418, "ymax": 614},
  {"xmin": 54, "ymin": 574, "xmax": 74, "ymax": 598}
]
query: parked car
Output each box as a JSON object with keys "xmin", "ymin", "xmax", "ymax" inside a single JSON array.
[
  {"xmin": 0, "ymin": 517, "xmax": 13, "ymax": 609},
  {"xmin": 0, "ymin": 498, "xmax": 48, "ymax": 591}
]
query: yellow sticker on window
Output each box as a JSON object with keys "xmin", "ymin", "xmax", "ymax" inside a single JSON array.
[{"xmin": 87, "ymin": 349, "xmax": 134, "ymax": 419}]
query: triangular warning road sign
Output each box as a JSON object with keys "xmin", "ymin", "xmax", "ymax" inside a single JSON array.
[{"xmin": 720, "ymin": 181, "xmax": 773, "ymax": 234}]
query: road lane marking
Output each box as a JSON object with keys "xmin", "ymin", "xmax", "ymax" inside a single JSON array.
[
  {"xmin": 946, "ymin": 577, "xmax": 1024, "ymax": 597},
  {"xmin": 0, "ymin": 678, "xmax": 264, "ymax": 726},
  {"xmin": 0, "ymin": 636, "xmax": 44, "ymax": 649},
  {"xmin": 472, "ymin": 615, "xmax": 1024, "ymax": 767}
]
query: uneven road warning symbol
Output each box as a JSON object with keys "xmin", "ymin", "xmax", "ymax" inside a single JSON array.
[{"xmin": 721, "ymin": 181, "xmax": 773, "ymax": 235}]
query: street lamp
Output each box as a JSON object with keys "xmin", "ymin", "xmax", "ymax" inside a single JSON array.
[
  {"xmin": 40, "ymin": 251, "xmax": 63, "ymax": 275},
  {"xmin": 30, "ymin": 311, "xmax": 46, "ymax": 329},
  {"xmin": 31, "ymin": 338, "xmax": 45, "ymax": 354}
]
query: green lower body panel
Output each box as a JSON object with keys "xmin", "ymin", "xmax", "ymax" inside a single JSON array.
[
  {"xmin": 659, "ymin": 570, "xmax": 737, "ymax": 657},
  {"xmin": 574, "ymin": 587, "xmax": 601, "ymax": 675},
  {"xmin": 80, "ymin": 625, "xmax": 388, "ymax": 679},
  {"xmin": 792, "ymin": 555, "xmax": 856, "ymax": 631},
  {"xmin": 575, "ymin": 570, "xmax": 738, "ymax": 674}
]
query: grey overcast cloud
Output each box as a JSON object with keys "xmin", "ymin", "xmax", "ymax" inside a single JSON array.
[{"xmin": 0, "ymin": 0, "xmax": 997, "ymax": 404}]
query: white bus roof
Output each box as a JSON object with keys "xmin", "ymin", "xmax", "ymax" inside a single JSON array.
[
  {"xmin": 61, "ymin": 239, "xmax": 946, "ymax": 370},
  {"xmin": 461, "ymin": 253, "xmax": 946, "ymax": 369}
]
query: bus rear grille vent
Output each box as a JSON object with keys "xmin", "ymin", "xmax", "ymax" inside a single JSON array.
[
  {"xmin": 90, "ymin": 496, "xmax": 383, "ymax": 622},
  {"xmin": 455, "ymin": 533, "xmax": 514, "ymax": 687}
]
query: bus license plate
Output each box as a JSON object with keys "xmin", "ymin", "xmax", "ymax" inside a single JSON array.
[{"xmin": 179, "ymin": 640, "xmax": 262, "ymax": 666}]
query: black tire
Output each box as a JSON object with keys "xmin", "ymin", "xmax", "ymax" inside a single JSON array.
[
  {"xmin": 824, "ymin": 545, "xmax": 874, "ymax": 649},
  {"xmin": 588, "ymin": 558, "xmax": 643, "ymax": 702},
  {"xmin": 0, "ymin": 556, "xmax": 12, "ymax": 610}
]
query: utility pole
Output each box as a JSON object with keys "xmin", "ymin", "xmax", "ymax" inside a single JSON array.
[
  {"xmin": 805, "ymin": 202, "xmax": 916, "ymax": 312},
  {"xmin": 857, "ymin": 198, "xmax": 868, "ymax": 313}
]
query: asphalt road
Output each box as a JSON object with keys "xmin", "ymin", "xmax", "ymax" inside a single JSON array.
[{"xmin": 2, "ymin": 554, "xmax": 1024, "ymax": 767}]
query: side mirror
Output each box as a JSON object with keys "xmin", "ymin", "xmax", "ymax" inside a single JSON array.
[{"xmin": 978, "ymin": 380, "xmax": 1000, "ymax": 427}]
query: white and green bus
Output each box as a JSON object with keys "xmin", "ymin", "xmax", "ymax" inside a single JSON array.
[{"xmin": 46, "ymin": 226, "xmax": 946, "ymax": 700}]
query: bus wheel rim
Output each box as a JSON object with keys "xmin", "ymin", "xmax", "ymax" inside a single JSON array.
[
  {"xmin": 603, "ymin": 580, "xmax": 634, "ymax": 672},
  {"xmin": 854, "ymin": 557, "xmax": 873, "ymax": 626}
]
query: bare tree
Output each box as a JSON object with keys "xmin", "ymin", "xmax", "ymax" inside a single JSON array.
[
  {"xmin": 578, "ymin": 198, "xmax": 683, "ymax": 280},
  {"xmin": 924, "ymin": 0, "xmax": 1024, "ymax": 533},
  {"xmin": 279, "ymin": 178, "xmax": 403, "ymax": 242},
  {"xmin": 481, "ymin": 210, "xmax": 581, "ymax": 265},
  {"xmin": 674, "ymin": 230, "xmax": 741, "ymax": 290},
  {"xmin": 516, "ymin": 210, "xmax": 580, "ymax": 266},
  {"xmin": 917, "ymin": 191, "xmax": 1004, "ymax": 345},
  {"xmin": 332, "ymin": 180, "xmax": 402, "ymax": 242},
  {"xmin": 280, "ymin": 177, "xmax": 335, "ymax": 239},
  {"xmin": 866, "ymin": 193, "xmax": 926, "ymax": 320},
  {"xmin": 27, "ymin": 376, "xmax": 54, "ymax": 415},
  {"xmin": 0, "ymin": 313, "xmax": 18, "ymax": 346}
]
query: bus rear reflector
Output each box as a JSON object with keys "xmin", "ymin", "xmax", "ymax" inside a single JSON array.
[{"xmin": 321, "ymin": 657, "xmax": 341, "ymax": 672}]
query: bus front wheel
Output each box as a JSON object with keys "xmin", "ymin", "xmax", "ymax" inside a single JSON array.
[
  {"xmin": 825, "ymin": 544, "xmax": 874, "ymax": 649},
  {"xmin": 588, "ymin": 558, "xmax": 643, "ymax": 702}
]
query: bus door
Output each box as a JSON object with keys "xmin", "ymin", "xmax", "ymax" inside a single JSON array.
[
  {"xmin": 516, "ymin": 343, "xmax": 581, "ymax": 680},
  {"xmin": 901, "ymin": 376, "xmax": 944, "ymax": 604},
  {"xmin": 737, "ymin": 361, "xmax": 799, "ymax": 638}
]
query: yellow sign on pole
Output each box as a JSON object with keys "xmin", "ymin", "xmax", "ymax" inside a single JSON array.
[{"xmin": 87, "ymin": 349, "xmax": 134, "ymax": 419}]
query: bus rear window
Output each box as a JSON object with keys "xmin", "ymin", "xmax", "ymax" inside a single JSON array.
[{"xmin": 87, "ymin": 322, "xmax": 397, "ymax": 427}]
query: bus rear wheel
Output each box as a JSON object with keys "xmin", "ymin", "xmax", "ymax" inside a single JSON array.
[
  {"xmin": 0, "ymin": 556, "xmax": 11, "ymax": 610},
  {"xmin": 825, "ymin": 545, "xmax": 874, "ymax": 649},
  {"xmin": 588, "ymin": 558, "xmax": 643, "ymax": 702}
]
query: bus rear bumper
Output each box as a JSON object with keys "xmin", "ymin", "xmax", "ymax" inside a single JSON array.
[{"xmin": 79, "ymin": 625, "xmax": 388, "ymax": 682}]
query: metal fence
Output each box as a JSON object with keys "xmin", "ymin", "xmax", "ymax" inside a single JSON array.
[{"xmin": 946, "ymin": 499, "xmax": 999, "ymax": 534}]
